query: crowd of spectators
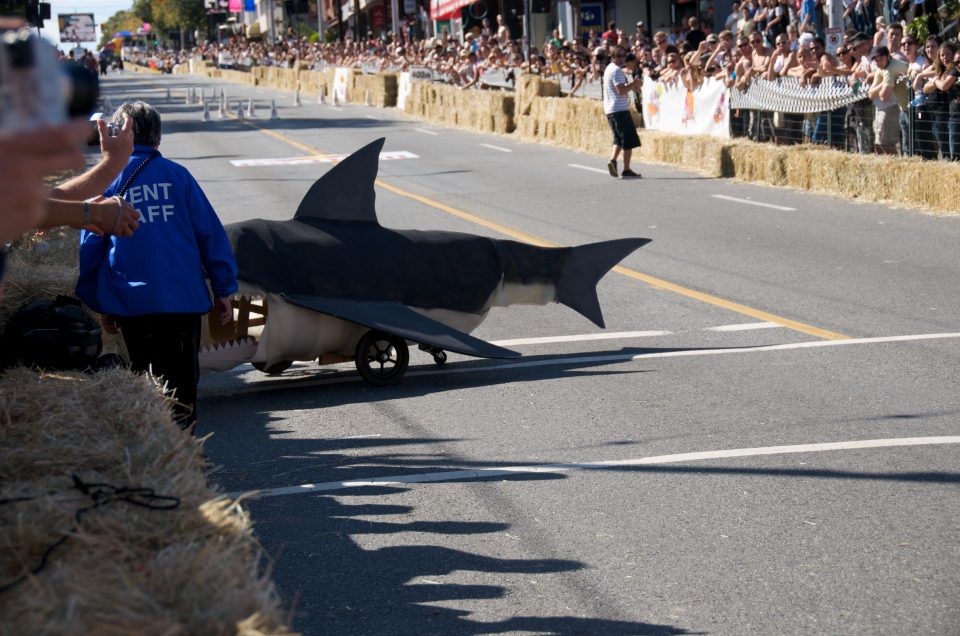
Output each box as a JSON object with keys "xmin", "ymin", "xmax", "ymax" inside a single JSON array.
[{"xmin": 123, "ymin": 0, "xmax": 957, "ymax": 159}]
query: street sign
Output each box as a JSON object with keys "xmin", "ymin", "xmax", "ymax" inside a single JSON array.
[{"xmin": 825, "ymin": 27, "xmax": 842, "ymax": 54}]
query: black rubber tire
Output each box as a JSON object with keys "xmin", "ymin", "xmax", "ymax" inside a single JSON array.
[
  {"xmin": 253, "ymin": 360, "xmax": 293, "ymax": 375},
  {"xmin": 355, "ymin": 330, "xmax": 409, "ymax": 386},
  {"xmin": 432, "ymin": 350, "xmax": 447, "ymax": 366}
]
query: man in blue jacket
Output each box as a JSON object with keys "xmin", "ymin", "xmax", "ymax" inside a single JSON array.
[{"xmin": 77, "ymin": 101, "xmax": 237, "ymax": 429}]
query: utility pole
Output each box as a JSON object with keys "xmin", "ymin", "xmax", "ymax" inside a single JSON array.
[
  {"xmin": 267, "ymin": 0, "xmax": 276, "ymax": 45},
  {"xmin": 317, "ymin": 0, "xmax": 325, "ymax": 41},
  {"xmin": 390, "ymin": 0, "xmax": 399, "ymax": 39},
  {"xmin": 523, "ymin": 0, "xmax": 531, "ymax": 63}
]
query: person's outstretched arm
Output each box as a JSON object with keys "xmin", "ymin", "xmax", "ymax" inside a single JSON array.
[{"xmin": 48, "ymin": 115, "xmax": 133, "ymax": 201}]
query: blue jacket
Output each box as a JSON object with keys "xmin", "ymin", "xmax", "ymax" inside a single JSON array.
[{"xmin": 76, "ymin": 145, "xmax": 238, "ymax": 316}]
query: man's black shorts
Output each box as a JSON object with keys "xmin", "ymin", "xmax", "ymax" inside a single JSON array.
[{"xmin": 606, "ymin": 110, "xmax": 641, "ymax": 150}]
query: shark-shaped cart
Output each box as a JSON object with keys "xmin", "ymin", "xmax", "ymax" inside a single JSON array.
[{"xmin": 200, "ymin": 138, "xmax": 650, "ymax": 385}]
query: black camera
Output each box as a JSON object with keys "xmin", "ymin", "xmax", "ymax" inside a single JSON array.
[{"xmin": 0, "ymin": 27, "xmax": 99, "ymax": 132}]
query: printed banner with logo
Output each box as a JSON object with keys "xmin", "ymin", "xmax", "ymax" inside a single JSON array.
[{"xmin": 642, "ymin": 77, "xmax": 730, "ymax": 139}]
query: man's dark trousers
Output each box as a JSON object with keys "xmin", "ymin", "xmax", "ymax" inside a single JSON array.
[{"xmin": 119, "ymin": 314, "xmax": 202, "ymax": 428}]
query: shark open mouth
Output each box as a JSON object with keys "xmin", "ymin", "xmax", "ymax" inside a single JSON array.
[{"xmin": 199, "ymin": 294, "xmax": 266, "ymax": 371}]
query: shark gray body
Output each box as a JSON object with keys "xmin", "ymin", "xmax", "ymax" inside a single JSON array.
[{"xmin": 200, "ymin": 138, "xmax": 650, "ymax": 380}]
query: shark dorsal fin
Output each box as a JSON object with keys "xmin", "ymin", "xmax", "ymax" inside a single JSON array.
[{"xmin": 294, "ymin": 137, "xmax": 385, "ymax": 224}]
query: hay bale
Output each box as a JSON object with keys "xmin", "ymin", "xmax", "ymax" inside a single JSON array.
[
  {"xmin": 726, "ymin": 140, "xmax": 787, "ymax": 184},
  {"xmin": 0, "ymin": 368, "xmax": 295, "ymax": 635}
]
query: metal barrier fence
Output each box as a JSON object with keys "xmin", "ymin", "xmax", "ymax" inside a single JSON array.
[{"xmin": 730, "ymin": 86, "xmax": 959, "ymax": 160}]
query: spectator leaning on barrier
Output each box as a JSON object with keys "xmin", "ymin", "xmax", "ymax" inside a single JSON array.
[
  {"xmin": 917, "ymin": 41, "xmax": 960, "ymax": 160},
  {"xmin": 867, "ymin": 45, "xmax": 908, "ymax": 154},
  {"xmin": 910, "ymin": 35, "xmax": 944, "ymax": 159},
  {"xmin": 76, "ymin": 102, "xmax": 238, "ymax": 429},
  {"xmin": 848, "ymin": 31, "xmax": 877, "ymax": 153},
  {"xmin": 601, "ymin": 47, "xmax": 642, "ymax": 179}
]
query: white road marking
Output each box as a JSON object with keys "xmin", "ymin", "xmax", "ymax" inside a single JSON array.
[
  {"xmin": 220, "ymin": 331, "xmax": 960, "ymax": 394},
  {"xmin": 492, "ymin": 331, "xmax": 672, "ymax": 347},
  {"xmin": 328, "ymin": 106, "xmax": 344, "ymax": 111},
  {"xmin": 479, "ymin": 143, "xmax": 512, "ymax": 153},
  {"xmin": 415, "ymin": 128, "xmax": 439, "ymax": 136},
  {"xmin": 568, "ymin": 163, "xmax": 610, "ymax": 174},
  {"xmin": 707, "ymin": 322, "xmax": 782, "ymax": 332},
  {"xmin": 365, "ymin": 115, "xmax": 381, "ymax": 120},
  {"xmin": 230, "ymin": 436, "xmax": 960, "ymax": 499},
  {"xmin": 231, "ymin": 151, "xmax": 418, "ymax": 167},
  {"xmin": 711, "ymin": 194, "xmax": 796, "ymax": 211}
]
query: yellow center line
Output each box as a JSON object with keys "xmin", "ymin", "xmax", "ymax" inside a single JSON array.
[{"xmin": 239, "ymin": 121, "xmax": 850, "ymax": 341}]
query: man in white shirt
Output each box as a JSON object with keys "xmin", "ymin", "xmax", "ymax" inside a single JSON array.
[{"xmin": 601, "ymin": 47, "xmax": 642, "ymax": 178}]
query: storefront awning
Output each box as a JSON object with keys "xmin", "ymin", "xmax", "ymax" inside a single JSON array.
[{"xmin": 430, "ymin": 0, "xmax": 471, "ymax": 21}]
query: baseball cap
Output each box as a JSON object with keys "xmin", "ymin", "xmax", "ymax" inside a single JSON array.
[
  {"xmin": 636, "ymin": 21, "xmax": 644, "ymax": 28},
  {"xmin": 849, "ymin": 31, "xmax": 871, "ymax": 46},
  {"xmin": 798, "ymin": 32, "xmax": 815, "ymax": 47},
  {"xmin": 706, "ymin": 33, "xmax": 719, "ymax": 43},
  {"xmin": 869, "ymin": 45, "xmax": 890, "ymax": 59}
]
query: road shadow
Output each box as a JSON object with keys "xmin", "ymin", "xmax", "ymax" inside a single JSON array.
[{"xmin": 244, "ymin": 480, "xmax": 697, "ymax": 635}]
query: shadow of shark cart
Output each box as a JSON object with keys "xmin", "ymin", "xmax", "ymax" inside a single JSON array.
[{"xmin": 200, "ymin": 138, "xmax": 650, "ymax": 386}]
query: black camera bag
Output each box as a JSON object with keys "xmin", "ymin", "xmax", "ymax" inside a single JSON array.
[{"xmin": 2, "ymin": 296, "xmax": 103, "ymax": 370}]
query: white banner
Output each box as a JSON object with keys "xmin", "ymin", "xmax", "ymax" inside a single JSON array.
[
  {"xmin": 397, "ymin": 71, "xmax": 412, "ymax": 110},
  {"xmin": 642, "ymin": 78, "xmax": 730, "ymax": 139},
  {"xmin": 333, "ymin": 67, "xmax": 351, "ymax": 104}
]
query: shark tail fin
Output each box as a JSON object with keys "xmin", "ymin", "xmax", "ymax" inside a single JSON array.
[
  {"xmin": 558, "ymin": 238, "xmax": 651, "ymax": 328},
  {"xmin": 294, "ymin": 137, "xmax": 385, "ymax": 224}
]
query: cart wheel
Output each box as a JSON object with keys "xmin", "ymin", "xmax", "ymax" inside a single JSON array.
[
  {"xmin": 418, "ymin": 343, "xmax": 447, "ymax": 366},
  {"xmin": 355, "ymin": 330, "xmax": 409, "ymax": 386},
  {"xmin": 253, "ymin": 360, "xmax": 293, "ymax": 375}
]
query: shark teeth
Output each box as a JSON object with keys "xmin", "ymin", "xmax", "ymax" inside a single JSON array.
[{"xmin": 200, "ymin": 336, "xmax": 258, "ymax": 356}]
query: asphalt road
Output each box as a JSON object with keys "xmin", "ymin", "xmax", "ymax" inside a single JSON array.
[{"xmin": 101, "ymin": 72, "xmax": 958, "ymax": 635}]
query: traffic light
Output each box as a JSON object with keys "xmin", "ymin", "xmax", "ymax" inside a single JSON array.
[{"xmin": 25, "ymin": 2, "xmax": 51, "ymax": 27}]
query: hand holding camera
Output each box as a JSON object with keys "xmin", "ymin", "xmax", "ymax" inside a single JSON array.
[{"xmin": 96, "ymin": 113, "xmax": 133, "ymax": 161}]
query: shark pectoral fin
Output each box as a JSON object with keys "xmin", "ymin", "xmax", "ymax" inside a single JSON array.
[{"xmin": 283, "ymin": 295, "xmax": 521, "ymax": 360}]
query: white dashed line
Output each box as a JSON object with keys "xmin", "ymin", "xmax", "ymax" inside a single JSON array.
[
  {"xmin": 478, "ymin": 143, "xmax": 512, "ymax": 152},
  {"xmin": 328, "ymin": 106, "xmax": 343, "ymax": 111},
  {"xmin": 711, "ymin": 194, "xmax": 796, "ymax": 211},
  {"xmin": 415, "ymin": 128, "xmax": 439, "ymax": 136},
  {"xmin": 568, "ymin": 163, "xmax": 610, "ymax": 174},
  {"xmin": 365, "ymin": 115, "xmax": 381, "ymax": 120},
  {"xmin": 230, "ymin": 436, "xmax": 960, "ymax": 498},
  {"xmin": 492, "ymin": 331, "xmax": 672, "ymax": 347},
  {"xmin": 707, "ymin": 322, "xmax": 783, "ymax": 332}
]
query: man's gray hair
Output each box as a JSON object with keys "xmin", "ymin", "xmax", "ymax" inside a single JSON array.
[{"xmin": 112, "ymin": 101, "xmax": 162, "ymax": 148}]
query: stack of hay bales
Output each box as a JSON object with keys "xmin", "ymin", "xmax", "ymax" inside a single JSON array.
[
  {"xmin": 403, "ymin": 81, "xmax": 514, "ymax": 134},
  {"xmin": 0, "ymin": 367, "xmax": 295, "ymax": 634},
  {"xmin": 352, "ymin": 72, "xmax": 398, "ymax": 108},
  {"xmin": 0, "ymin": 217, "xmax": 295, "ymax": 633}
]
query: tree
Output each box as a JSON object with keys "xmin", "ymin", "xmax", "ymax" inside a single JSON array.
[
  {"xmin": 135, "ymin": 0, "xmax": 205, "ymax": 47},
  {"xmin": 97, "ymin": 10, "xmax": 144, "ymax": 49}
]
